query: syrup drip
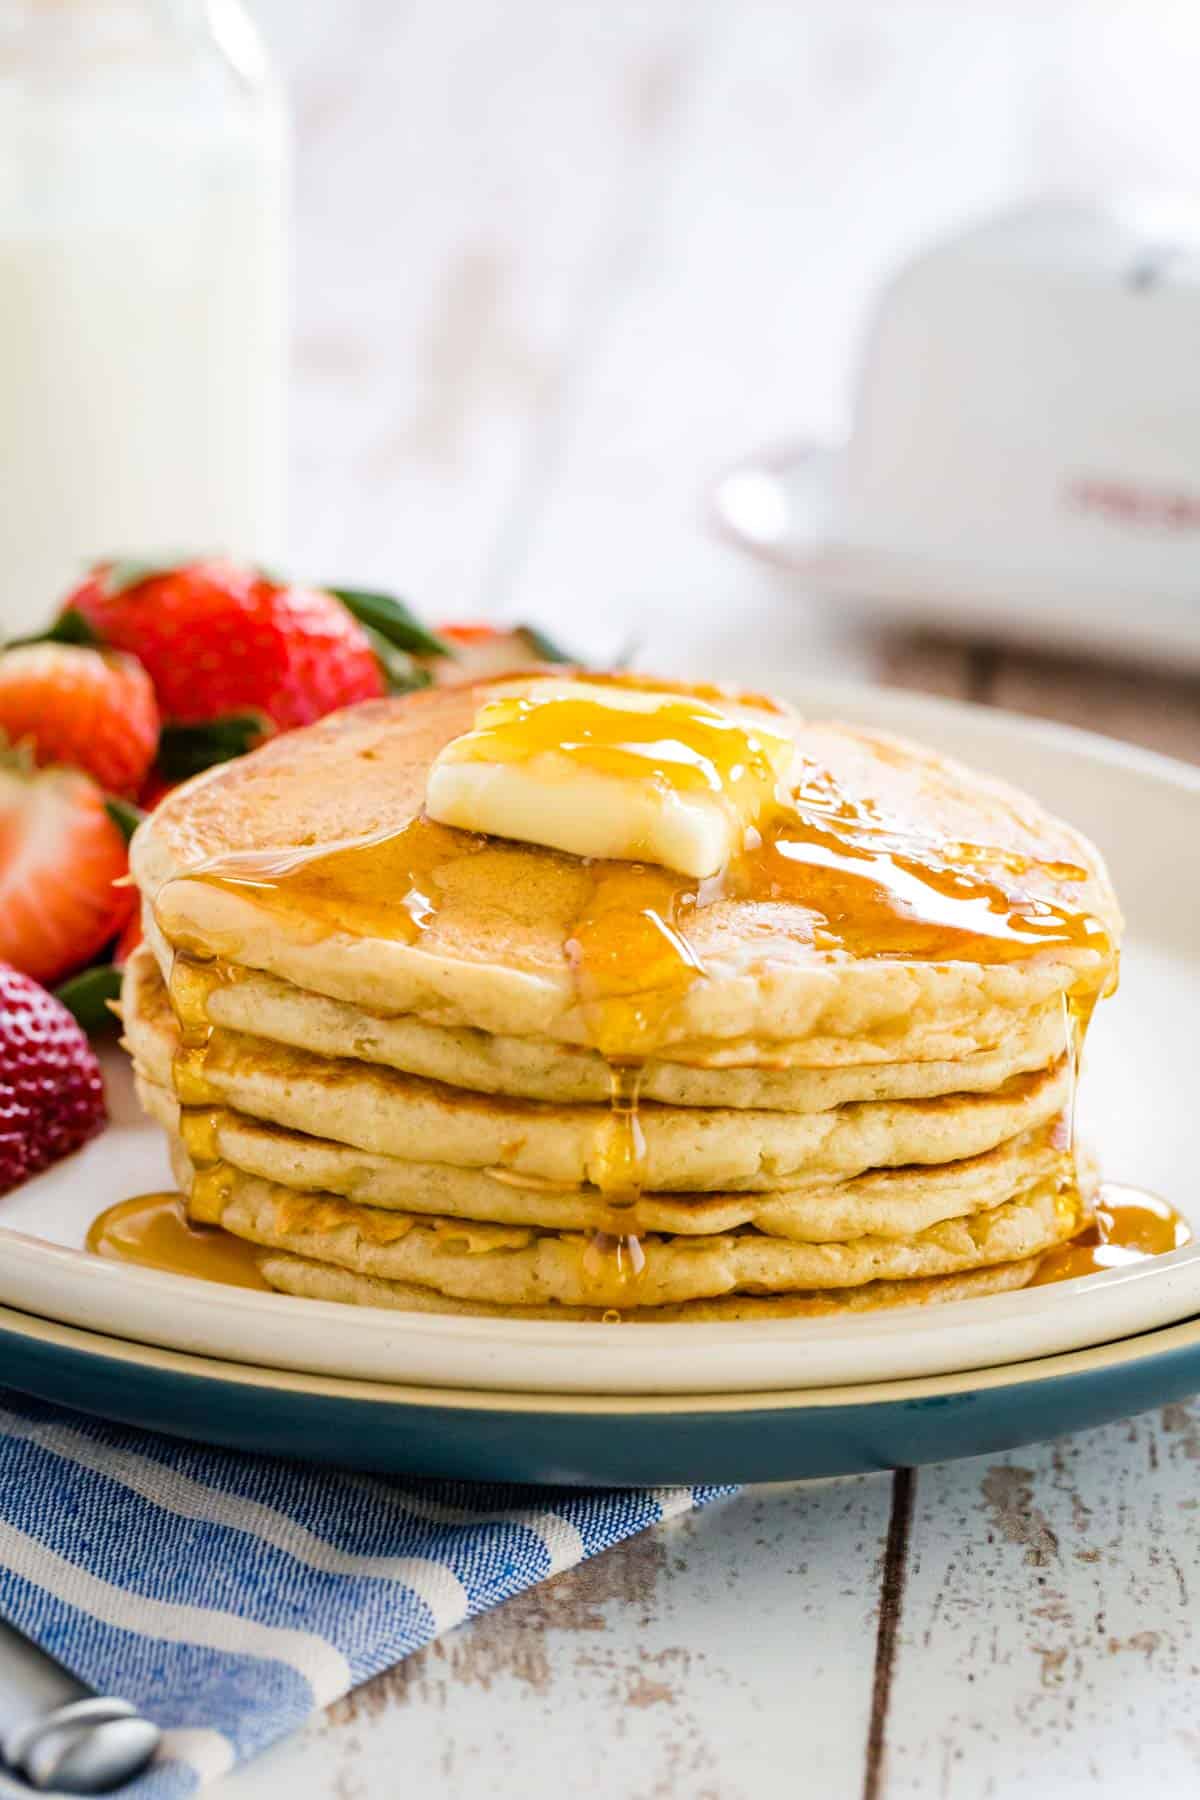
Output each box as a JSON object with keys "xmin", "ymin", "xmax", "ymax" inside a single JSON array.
[
  {"xmin": 178, "ymin": 1107, "xmax": 225, "ymax": 1169},
  {"xmin": 1033, "ymin": 1184, "xmax": 1191, "ymax": 1285},
  {"xmin": 583, "ymin": 1231, "xmax": 647, "ymax": 1283},
  {"xmin": 564, "ymin": 861, "xmax": 706, "ymax": 1275},
  {"xmin": 167, "ymin": 954, "xmax": 237, "ymax": 1210},
  {"xmin": 86, "ymin": 1192, "xmax": 271, "ymax": 1290}
]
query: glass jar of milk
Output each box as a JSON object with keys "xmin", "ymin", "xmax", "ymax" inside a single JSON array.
[{"xmin": 0, "ymin": 0, "xmax": 287, "ymax": 635}]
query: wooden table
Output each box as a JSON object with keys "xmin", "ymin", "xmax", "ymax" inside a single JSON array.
[{"xmin": 228, "ymin": 3, "xmax": 1200, "ymax": 1792}]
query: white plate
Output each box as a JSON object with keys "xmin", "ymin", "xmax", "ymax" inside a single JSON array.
[{"xmin": 1, "ymin": 681, "xmax": 1197, "ymax": 1396}]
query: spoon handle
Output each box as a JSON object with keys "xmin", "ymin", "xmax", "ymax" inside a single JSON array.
[{"xmin": 0, "ymin": 1621, "xmax": 160, "ymax": 1793}]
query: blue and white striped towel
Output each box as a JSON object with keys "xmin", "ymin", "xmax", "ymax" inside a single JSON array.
[{"xmin": 0, "ymin": 1390, "xmax": 731, "ymax": 1795}]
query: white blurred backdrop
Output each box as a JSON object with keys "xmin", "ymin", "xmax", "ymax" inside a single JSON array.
[{"xmin": 249, "ymin": 0, "xmax": 1200, "ymax": 667}]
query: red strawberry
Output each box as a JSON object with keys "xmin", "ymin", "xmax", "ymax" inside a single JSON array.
[
  {"xmin": 63, "ymin": 559, "xmax": 386, "ymax": 734},
  {"xmin": 0, "ymin": 643, "xmax": 159, "ymax": 797},
  {"xmin": 113, "ymin": 910, "xmax": 143, "ymax": 966},
  {"xmin": 0, "ymin": 755, "xmax": 134, "ymax": 986},
  {"xmin": 138, "ymin": 769, "xmax": 178, "ymax": 812},
  {"xmin": 432, "ymin": 622, "xmax": 575, "ymax": 683},
  {"xmin": 0, "ymin": 964, "xmax": 106, "ymax": 1195}
]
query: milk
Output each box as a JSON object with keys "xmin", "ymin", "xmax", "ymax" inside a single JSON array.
[{"xmin": 0, "ymin": 3, "xmax": 287, "ymax": 635}]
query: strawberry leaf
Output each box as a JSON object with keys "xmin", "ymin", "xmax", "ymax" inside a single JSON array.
[
  {"xmin": 6, "ymin": 607, "xmax": 98, "ymax": 650},
  {"xmin": 516, "ymin": 623, "xmax": 577, "ymax": 664},
  {"xmin": 105, "ymin": 797, "xmax": 145, "ymax": 844},
  {"xmin": 329, "ymin": 588, "xmax": 452, "ymax": 660},
  {"xmin": 55, "ymin": 963, "xmax": 123, "ymax": 1034},
  {"xmin": 157, "ymin": 714, "xmax": 266, "ymax": 780},
  {"xmin": 362, "ymin": 625, "xmax": 434, "ymax": 695}
]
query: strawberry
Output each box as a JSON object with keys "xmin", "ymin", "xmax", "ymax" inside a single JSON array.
[
  {"xmin": 0, "ymin": 963, "xmax": 106, "ymax": 1196},
  {"xmin": 62, "ymin": 559, "xmax": 388, "ymax": 734},
  {"xmin": 431, "ymin": 622, "xmax": 574, "ymax": 683},
  {"xmin": 137, "ymin": 768, "xmax": 178, "ymax": 811},
  {"xmin": 113, "ymin": 910, "xmax": 143, "ymax": 966},
  {"xmin": 0, "ymin": 755, "xmax": 134, "ymax": 986},
  {"xmin": 0, "ymin": 643, "xmax": 159, "ymax": 797}
]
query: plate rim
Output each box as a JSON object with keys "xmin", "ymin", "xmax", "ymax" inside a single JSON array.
[
  {"xmin": 5, "ymin": 1298, "xmax": 1200, "ymax": 1418},
  {"xmin": 778, "ymin": 673, "xmax": 1200, "ymax": 793}
]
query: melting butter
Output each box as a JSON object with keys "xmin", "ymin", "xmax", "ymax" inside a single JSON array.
[{"xmin": 425, "ymin": 677, "xmax": 798, "ymax": 878}]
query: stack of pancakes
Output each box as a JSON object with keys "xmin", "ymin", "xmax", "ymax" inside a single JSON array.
[{"xmin": 121, "ymin": 679, "xmax": 1122, "ymax": 1322}]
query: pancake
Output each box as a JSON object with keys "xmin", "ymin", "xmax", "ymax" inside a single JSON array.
[
  {"xmin": 116, "ymin": 673, "xmax": 1120, "ymax": 1322},
  {"xmin": 132, "ymin": 681, "xmax": 1121, "ymax": 1062},
  {"xmin": 258, "ymin": 1251, "xmax": 1044, "ymax": 1319},
  {"xmin": 149, "ymin": 949, "xmax": 1070, "ymax": 1110},
  {"xmin": 139, "ymin": 1073, "xmax": 1067, "ymax": 1243},
  {"xmin": 123, "ymin": 948, "xmax": 1072, "ymax": 1192},
  {"xmin": 174, "ymin": 1167, "xmax": 1082, "ymax": 1309}
]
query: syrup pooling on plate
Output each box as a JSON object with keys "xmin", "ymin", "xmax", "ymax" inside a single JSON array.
[
  {"xmin": 87, "ymin": 1192, "xmax": 272, "ymax": 1290},
  {"xmin": 1032, "ymin": 1185, "xmax": 1191, "ymax": 1285}
]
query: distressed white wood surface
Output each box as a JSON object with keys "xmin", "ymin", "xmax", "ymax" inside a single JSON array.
[
  {"xmin": 224, "ymin": 3, "xmax": 1200, "ymax": 1794},
  {"xmin": 885, "ymin": 1411, "xmax": 1200, "ymax": 1796},
  {"xmin": 221, "ymin": 1479, "xmax": 894, "ymax": 1799}
]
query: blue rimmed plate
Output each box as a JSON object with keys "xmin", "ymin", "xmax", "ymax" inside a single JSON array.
[
  {"xmin": 3, "ymin": 1301, "xmax": 1200, "ymax": 1484},
  {"xmin": 0, "ymin": 682, "xmax": 1197, "ymax": 1458}
]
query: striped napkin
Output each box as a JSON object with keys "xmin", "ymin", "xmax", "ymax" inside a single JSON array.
[{"xmin": 0, "ymin": 1390, "xmax": 730, "ymax": 1796}]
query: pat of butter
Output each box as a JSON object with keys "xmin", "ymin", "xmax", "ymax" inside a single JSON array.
[{"xmin": 425, "ymin": 678, "xmax": 797, "ymax": 878}]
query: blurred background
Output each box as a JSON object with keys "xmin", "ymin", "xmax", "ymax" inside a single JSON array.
[
  {"xmin": 259, "ymin": 0, "xmax": 1200, "ymax": 673},
  {"xmin": 6, "ymin": 0, "xmax": 1200, "ymax": 746}
]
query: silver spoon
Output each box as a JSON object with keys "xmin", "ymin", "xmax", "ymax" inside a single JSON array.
[{"xmin": 0, "ymin": 1622, "xmax": 160, "ymax": 1793}]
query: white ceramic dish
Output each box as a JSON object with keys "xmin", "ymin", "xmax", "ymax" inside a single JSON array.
[
  {"xmin": 711, "ymin": 203, "xmax": 1200, "ymax": 670},
  {"xmin": 1, "ymin": 681, "xmax": 1197, "ymax": 1396},
  {"xmin": 711, "ymin": 445, "xmax": 1200, "ymax": 669}
]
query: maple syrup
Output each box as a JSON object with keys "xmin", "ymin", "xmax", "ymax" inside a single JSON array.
[
  {"xmin": 170, "ymin": 819, "xmax": 483, "ymax": 945},
  {"xmin": 582, "ymin": 1231, "xmax": 647, "ymax": 1283},
  {"xmin": 167, "ymin": 753, "xmax": 1112, "ymax": 977},
  {"xmin": 86, "ymin": 1192, "xmax": 271, "ymax": 1290},
  {"xmin": 1033, "ymin": 1184, "xmax": 1191, "ymax": 1285},
  {"xmin": 724, "ymin": 764, "xmax": 1111, "ymax": 968},
  {"xmin": 435, "ymin": 685, "xmax": 795, "ymax": 816}
]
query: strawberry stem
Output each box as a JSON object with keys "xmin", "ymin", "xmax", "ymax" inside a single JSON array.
[
  {"xmin": 516, "ymin": 623, "xmax": 576, "ymax": 664},
  {"xmin": 361, "ymin": 625, "xmax": 434, "ymax": 695},
  {"xmin": 105, "ymin": 797, "xmax": 146, "ymax": 844},
  {"xmin": 157, "ymin": 714, "xmax": 267, "ymax": 780},
  {"xmin": 55, "ymin": 963, "xmax": 123, "ymax": 1034},
  {"xmin": 328, "ymin": 587, "xmax": 453, "ymax": 660},
  {"xmin": 6, "ymin": 608, "xmax": 98, "ymax": 650}
]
